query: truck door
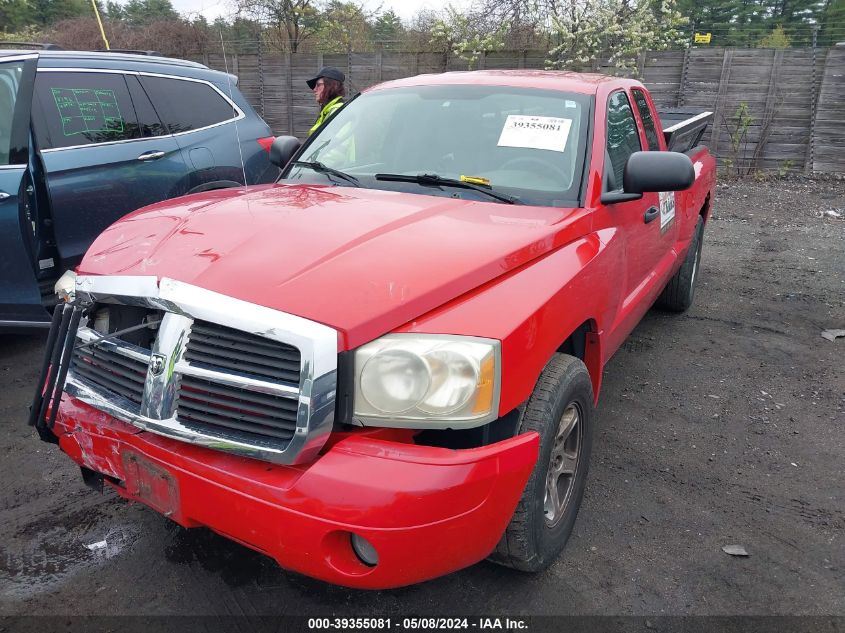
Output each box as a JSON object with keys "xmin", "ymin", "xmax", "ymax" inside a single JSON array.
[
  {"xmin": 32, "ymin": 69, "xmax": 189, "ymax": 272},
  {"xmin": 0, "ymin": 54, "xmax": 48, "ymax": 327},
  {"xmin": 604, "ymin": 89, "xmax": 676, "ymax": 310}
]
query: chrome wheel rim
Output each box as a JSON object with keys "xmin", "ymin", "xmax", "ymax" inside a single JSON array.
[{"xmin": 543, "ymin": 403, "xmax": 582, "ymax": 527}]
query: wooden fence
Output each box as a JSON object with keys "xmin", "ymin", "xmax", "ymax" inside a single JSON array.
[{"xmin": 192, "ymin": 46, "xmax": 845, "ymax": 174}]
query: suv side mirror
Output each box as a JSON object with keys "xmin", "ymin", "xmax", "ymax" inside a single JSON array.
[
  {"xmin": 623, "ymin": 151, "xmax": 694, "ymax": 194},
  {"xmin": 270, "ymin": 136, "xmax": 301, "ymax": 168}
]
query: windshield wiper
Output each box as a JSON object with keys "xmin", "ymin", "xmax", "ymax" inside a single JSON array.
[
  {"xmin": 374, "ymin": 173, "xmax": 520, "ymax": 204},
  {"xmin": 291, "ymin": 161, "xmax": 361, "ymax": 187}
]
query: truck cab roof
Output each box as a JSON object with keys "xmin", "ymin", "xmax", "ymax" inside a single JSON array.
[{"xmin": 368, "ymin": 69, "xmax": 629, "ymax": 96}]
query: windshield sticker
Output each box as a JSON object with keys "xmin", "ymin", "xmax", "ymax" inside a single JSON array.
[
  {"xmin": 659, "ymin": 191, "xmax": 676, "ymax": 231},
  {"xmin": 497, "ymin": 115, "xmax": 572, "ymax": 153},
  {"xmin": 51, "ymin": 88, "xmax": 124, "ymax": 137}
]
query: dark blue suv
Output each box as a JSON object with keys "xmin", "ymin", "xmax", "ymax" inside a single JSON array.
[{"xmin": 0, "ymin": 50, "xmax": 278, "ymax": 330}]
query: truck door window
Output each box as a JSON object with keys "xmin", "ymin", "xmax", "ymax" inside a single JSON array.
[
  {"xmin": 605, "ymin": 91, "xmax": 641, "ymax": 191},
  {"xmin": 632, "ymin": 89, "xmax": 660, "ymax": 151},
  {"xmin": 139, "ymin": 76, "xmax": 238, "ymax": 134},
  {"xmin": 33, "ymin": 71, "xmax": 141, "ymax": 150}
]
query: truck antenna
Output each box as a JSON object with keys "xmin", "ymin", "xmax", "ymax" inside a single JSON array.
[{"xmin": 219, "ymin": 31, "xmax": 248, "ymax": 192}]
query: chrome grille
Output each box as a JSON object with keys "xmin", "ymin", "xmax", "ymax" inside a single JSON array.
[
  {"xmin": 64, "ymin": 276, "xmax": 338, "ymax": 465},
  {"xmin": 71, "ymin": 344, "xmax": 147, "ymax": 406},
  {"xmin": 178, "ymin": 375, "xmax": 298, "ymax": 442},
  {"xmin": 184, "ymin": 320, "xmax": 301, "ymax": 383}
]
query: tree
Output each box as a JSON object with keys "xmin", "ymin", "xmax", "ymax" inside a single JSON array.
[
  {"xmin": 758, "ymin": 23, "xmax": 792, "ymax": 46},
  {"xmin": 312, "ymin": 1, "xmax": 374, "ymax": 52},
  {"xmin": 236, "ymin": 0, "xmax": 322, "ymax": 52},
  {"xmin": 23, "ymin": 0, "xmax": 89, "ymax": 28},
  {"xmin": 820, "ymin": 0, "xmax": 845, "ymax": 45},
  {"xmin": 431, "ymin": 5, "xmax": 508, "ymax": 68},
  {"xmin": 120, "ymin": 0, "xmax": 179, "ymax": 27},
  {"xmin": 546, "ymin": 0, "xmax": 688, "ymax": 73},
  {"xmin": 373, "ymin": 9, "xmax": 404, "ymax": 48},
  {"xmin": 0, "ymin": 0, "xmax": 34, "ymax": 33},
  {"xmin": 471, "ymin": 0, "xmax": 558, "ymax": 47},
  {"xmin": 104, "ymin": 0, "xmax": 125, "ymax": 21}
]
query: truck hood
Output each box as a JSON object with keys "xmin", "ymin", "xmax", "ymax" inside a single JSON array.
[{"xmin": 80, "ymin": 184, "xmax": 588, "ymax": 349}]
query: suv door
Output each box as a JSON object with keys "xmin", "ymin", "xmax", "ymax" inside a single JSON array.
[
  {"xmin": 32, "ymin": 69, "xmax": 189, "ymax": 271},
  {"xmin": 0, "ymin": 54, "xmax": 47, "ymax": 327},
  {"xmin": 138, "ymin": 74, "xmax": 268, "ymax": 190}
]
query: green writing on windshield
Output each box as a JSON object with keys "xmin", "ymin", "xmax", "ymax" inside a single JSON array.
[{"xmin": 51, "ymin": 87, "xmax": 124, "ymax": 136}]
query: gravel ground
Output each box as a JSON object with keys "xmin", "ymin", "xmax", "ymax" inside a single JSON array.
[{"xmin": 0, "ymin": 179, "xmax": 843, "ymax": 617}]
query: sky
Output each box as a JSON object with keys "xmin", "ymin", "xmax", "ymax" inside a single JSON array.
[{"xmin": 167, "ymin": 0, "xmax": 471, "ymax": 23}]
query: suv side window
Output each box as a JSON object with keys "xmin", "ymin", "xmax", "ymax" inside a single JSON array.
[
  {"xmin": 33, "ymin": 71, "xmax": 141, "ymax": 149},
  {"xmin": 605, "ymin": 90, "xmax": 642, "ymax": 191},
  {"xmin": 139, "ymin": 76, "xmax": 238, "ymax": 134},
  {"xmin": 125, "ymin": 74, "xmax": 167, "ymax": 138},
  {"xmin": 632, "ymin": 89, "xmax": 661, "ymax": 151}
]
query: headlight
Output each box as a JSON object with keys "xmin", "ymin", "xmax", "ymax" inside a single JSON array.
[
  {"xmin": 54, "ymin": 270, "xmax": 77, "ymax": 302},
  {"xmin": 354, "ymin": 334, "xmax": 500, "ymax": 428}
]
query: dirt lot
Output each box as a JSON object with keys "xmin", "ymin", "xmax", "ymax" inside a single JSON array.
[{"xmin": 0, "ymin": 180, "xmax": 842, "ymax": 617}]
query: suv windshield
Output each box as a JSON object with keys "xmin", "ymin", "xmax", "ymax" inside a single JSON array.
[{"xmin": 282, "ymin": 85, "xmax": 591, "ymax": 207}]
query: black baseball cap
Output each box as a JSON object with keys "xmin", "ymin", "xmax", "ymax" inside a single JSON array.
[{"xmin": 306, "ymin": 67, "xmax": 345, "ymax": 89}]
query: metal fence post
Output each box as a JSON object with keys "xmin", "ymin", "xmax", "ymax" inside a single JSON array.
[
  {"xmin": 804, "ymin": 27, "xmax": 820, "ymax": 174},
  {"xmin": 285, "ymin": 51, "xmax": 294, "ymax": 136},
  {"xmin": 257, "ymin": 33, "xmax": 265, "ymax": 118}
]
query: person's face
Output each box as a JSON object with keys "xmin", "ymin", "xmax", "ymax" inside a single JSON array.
[{"xmin": 313, "ymin": 78, "xmax": 328, "ymax": 105}]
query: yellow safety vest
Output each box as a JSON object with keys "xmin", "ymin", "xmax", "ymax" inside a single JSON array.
[{"xmin": 309, "ymin": 96, "xmax": 344, "ymax": 136}]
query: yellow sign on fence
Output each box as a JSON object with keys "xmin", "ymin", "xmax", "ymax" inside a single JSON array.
[{"xmin": 695, "ymin": 32, "xmax": 712, "ymax": 44}]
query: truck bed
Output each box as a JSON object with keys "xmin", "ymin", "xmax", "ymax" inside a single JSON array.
[{"xmin": 658, "ymin": 108, "xmax": 713, "ymax": 154}]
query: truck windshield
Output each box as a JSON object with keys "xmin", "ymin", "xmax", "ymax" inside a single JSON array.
[{"xmin": 283, "ymin": 85, "xmax": 591, "ymax": 207}]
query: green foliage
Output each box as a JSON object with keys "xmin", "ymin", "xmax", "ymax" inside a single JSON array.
[
  {"xmin": 676, "ymin": 0, "xmax": 827, "ymax": 46},
  {"xmin": 0, "ymin": 24, "xmax": 43, "ymax": 42},
  {"xmin": 0, "ymin": 0, "xmax": 89, "ymax": 31},
  {"xmin": 723, "ymin": 102, "xmax": 754, "ymax": 177},
  {"xmin": 0, "ymin": 0, "xmax": 34, "ymax": 33},
  {"xmin": 758, "ymin": 24, "xmax": 792, "ymax": 47},
  {"xmin": 546, "ymin": 0, "xmax": 688, "ymax": 73},
  {"xmin": 312, "ymin": 1, "xmax": 374, "ymax": 53},
  {"xmin": 374, "ymin": 9, "xmax": 403, "ymax": 47},
  {"xmin": 118, "ymin": 0, "xmax": 178, "ymax": 26},
  {"xmin": 820, "ymin": 0, "xmax": 845, "ymax": 46}
]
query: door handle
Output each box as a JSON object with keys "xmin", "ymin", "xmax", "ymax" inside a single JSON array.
[
  {"xmin": 138, "ymin": 151, "xmax": 166, "ymax": 161},
  {"xmin": 644, "ymin": 206, "xmax": 660, "ymax": 224},
  {"xmin": 0, "ymin": 191, "xmax": 10, "ymax": 201}
]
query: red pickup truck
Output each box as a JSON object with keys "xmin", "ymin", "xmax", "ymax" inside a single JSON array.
[{"xmin": 31, "ymin": 71, "xmax": 715, "ymax": 589}]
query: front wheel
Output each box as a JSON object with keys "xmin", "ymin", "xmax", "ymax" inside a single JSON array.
[{"xmin": 489, "ymin": 353, "xmax": 594, "ymax": 572}]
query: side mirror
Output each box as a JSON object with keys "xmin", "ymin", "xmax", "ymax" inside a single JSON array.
[
  {"xmin": 623, "ymin": 151, "xmax": 695, "ymax": 194},
  {"xmin": 270, "ymin": 136, "xmax": 301, "ymax": 168}
]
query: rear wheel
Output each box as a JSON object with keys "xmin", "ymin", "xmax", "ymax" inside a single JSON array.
[
  {"xmin": 489, "ymin": 353, "xmax": 594, "ymax": 572},
  {"xmin": 657, "ymin": 217, "xmax": 705, "ymax": 312}
]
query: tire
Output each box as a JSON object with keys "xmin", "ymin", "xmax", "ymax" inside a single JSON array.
[
  {"xmin": 489, "ymin": 353, "xmax": 594, "ymax": 572},
  {"xmin": 656, "ymin": 217, "xmax": 705, "ymax": 312}
]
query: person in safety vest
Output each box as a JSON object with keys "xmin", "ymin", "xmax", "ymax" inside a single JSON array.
[{"xmin": 307, "ymin": 67, "xmax": 346, "ymax": 136}]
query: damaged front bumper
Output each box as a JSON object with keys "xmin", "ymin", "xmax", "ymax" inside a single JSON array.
[{"xmin": 48, "ymin": 393, "xmax": 538, "ymax": 589}]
